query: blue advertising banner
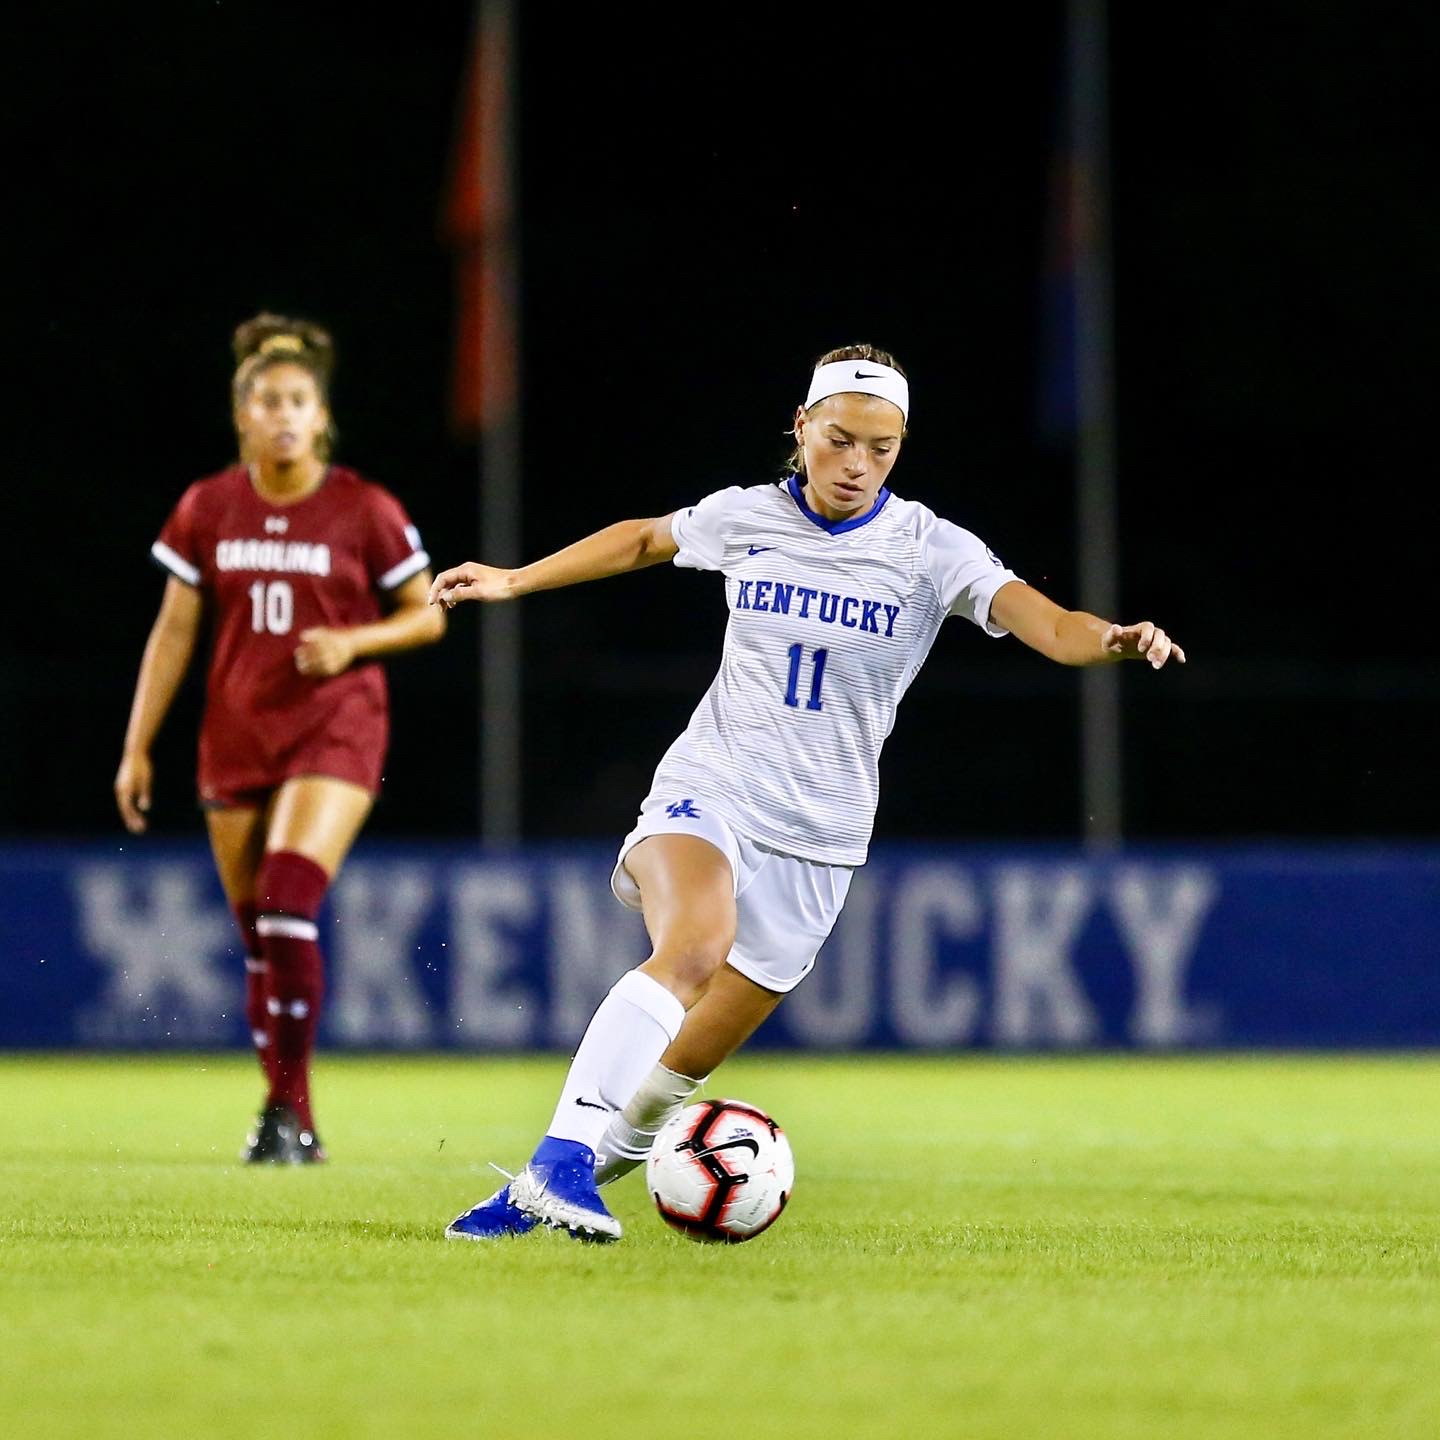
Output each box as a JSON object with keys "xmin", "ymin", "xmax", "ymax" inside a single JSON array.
[{"xmin": 1, "ymin": 843, "xmax": 1436, "ymax": 1050}]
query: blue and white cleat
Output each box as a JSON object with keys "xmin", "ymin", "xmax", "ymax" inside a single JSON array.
[
  {"xmin": 444, "ymin": 1178, "xmax": 539, "ymax": 1241},
  {"xmin": 509, "ymin": 1137, "xmax": 622, "ymax": 1242}
]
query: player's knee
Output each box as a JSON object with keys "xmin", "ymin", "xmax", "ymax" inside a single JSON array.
[{"xmin": 649, "ymin": 931, "xmax": 732, "ymax": 1000}]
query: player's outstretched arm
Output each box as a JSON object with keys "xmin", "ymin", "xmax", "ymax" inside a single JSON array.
[
  {"xmin": 429, "ymin": 515, "xmax": 679, "ymax": 609},
  {"xmin": 990, "ymin": 580, "xmax": 1186, "ymax": 669}
]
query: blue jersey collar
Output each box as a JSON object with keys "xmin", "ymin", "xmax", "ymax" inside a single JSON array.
[{"xmin": 785, "ymin": 475, "xmax": 893, "ymax": 535}]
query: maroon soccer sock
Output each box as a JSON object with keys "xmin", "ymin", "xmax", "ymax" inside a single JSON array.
[
  {"xmin": 232, "ymin": 899, "xmax": 279, "ymax": 1089},
  {"xmin": 254, "ymin": 851, "xmax": 330, "ymax": 1135}
]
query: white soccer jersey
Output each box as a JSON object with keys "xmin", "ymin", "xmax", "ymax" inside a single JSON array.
[{"xmin": 646, "ymin": 476, "xmax": 1023, "ymax": 865}]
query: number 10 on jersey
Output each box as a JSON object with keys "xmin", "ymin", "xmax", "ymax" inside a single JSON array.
[
  {"xmin": 783, "ymin": 644, "xmax": 828, "ymax": 711},
  {"xmin": 249, "ymin": 580, "xmax": 294, "ymax": 635}
]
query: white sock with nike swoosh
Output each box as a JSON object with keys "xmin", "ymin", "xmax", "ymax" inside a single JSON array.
[{"xmin": 544, "ymin": 969, "xmax": 686, "ymax": 1153}]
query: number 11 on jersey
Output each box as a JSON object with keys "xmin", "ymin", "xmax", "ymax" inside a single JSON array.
[{"xmin": 783, "ymin": 644, "xmax": 828, "ymax": 711}]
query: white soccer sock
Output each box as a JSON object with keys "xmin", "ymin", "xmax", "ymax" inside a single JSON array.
[
  {"xmin": 545, "ymin": 970, "xmax": 686, "ymax": 1152},
  {"xmin": 617, "ymin": 1063, "xmax": 706, "ymax": 1145},
  {"xmin": 594, "ymin": 1063, "xmax": 705, "ymax": 1182}
]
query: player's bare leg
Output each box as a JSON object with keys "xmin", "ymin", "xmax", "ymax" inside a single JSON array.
[
  {"xmin": 246, "ymin": 776, "xmax": 373, "ymax": 1162},
  {"xmin": 664, "ymin": 965, "xmax": 783, "ymax": 1077},
  {"xmin": 264, "ymin": 775, "xmax": 373, "ymax": 874},
  {"xmin": 595, "ymin": 964, "xmax": 782, "ymax": 1184},
  {"xmin": 206, "ymin": 802, "xmax": 269, "ymax": 896},
  {"xmin": 625, "ymin": 834, "xmax": 738, "ymax": 1006},
  {"xmin": 449, "ymin": 833, "xmax": 734, "ymax": 1241}
]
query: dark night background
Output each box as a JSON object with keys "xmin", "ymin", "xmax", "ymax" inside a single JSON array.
[{"xmin": 4, "ymin": 2, "xmax": 1436, "ymax": 844}]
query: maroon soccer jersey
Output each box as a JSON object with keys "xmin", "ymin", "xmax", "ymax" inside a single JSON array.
[{"xmin": 152, "ymin": 464, "xmax": 430, "ymax": 804}]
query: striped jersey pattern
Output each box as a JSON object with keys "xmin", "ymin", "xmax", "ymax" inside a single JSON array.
[{"xmin": 646, "ymin": 477, "xmax": 1021, "ymax": 865}]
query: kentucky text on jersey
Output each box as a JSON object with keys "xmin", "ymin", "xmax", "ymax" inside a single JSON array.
[
  {"xmin": 733, "ymin": 577, "xmax": 902, "ymax": 637},
  {"xmin": 215, "ymin": 539, "xmax": 333, "ymax": 576}
]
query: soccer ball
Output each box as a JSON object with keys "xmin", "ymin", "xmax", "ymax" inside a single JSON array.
[{"xmin": 646, "ymin": 1098, "xmax": 794, "ymax": 1243}]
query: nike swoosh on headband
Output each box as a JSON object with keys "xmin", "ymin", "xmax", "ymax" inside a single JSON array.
[{"xmin": 805, "ymin": 357, "xmax": 910, "ymax": 420}]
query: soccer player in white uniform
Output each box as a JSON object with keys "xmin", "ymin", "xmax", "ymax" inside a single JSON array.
[{"xmin": 431, "ymin": 345, "xmax": 1185, "ymax": 1242}]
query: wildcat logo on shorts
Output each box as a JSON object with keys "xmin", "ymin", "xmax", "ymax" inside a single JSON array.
[{"xmin": 665, "ymin": 799, "xmax": 702, "ymax": 819}]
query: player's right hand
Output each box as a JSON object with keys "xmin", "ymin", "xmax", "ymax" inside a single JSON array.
[
  {"xmin": 428, "ymin": 562, "xmax": 514, "ymax": 608},
  {"xmin": 115, "ymin": 752, "xmax": 154, "ymax": 834}
]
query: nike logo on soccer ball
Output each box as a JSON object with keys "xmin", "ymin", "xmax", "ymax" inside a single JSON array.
[
  {"xmin": 854, "ymin": 369, "xmax": 886, "ymax": 379},
  {"xmin": 747, "ymin": 545, "xmax": 774, "ymax": 555},
  {"xmin": 700, "ymin": 1137, "xmax": 760, "ymax": 1159},
  {"xmin": 574, "ymin": 1097, "xmax": 610, "ymax": 1112}
]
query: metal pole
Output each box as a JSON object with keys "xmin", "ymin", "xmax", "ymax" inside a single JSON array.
[
  {"xmin": 1070, "ymin": 0, "xmax": 1122, "ymax": 849},
  {"xmin": 477, "ymin": 0, "xmax": 522, "ymax": 845},
  {"xmin": 480, "ymin": 427, "xmax": 521, "ymax": 845}
]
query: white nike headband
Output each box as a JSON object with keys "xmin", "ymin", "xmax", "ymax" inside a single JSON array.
[{"xmin": 804, "ymin": 359, "xmax": 909, "ymax": 423}]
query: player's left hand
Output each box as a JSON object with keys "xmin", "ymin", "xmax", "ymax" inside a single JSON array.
[
  {"xmin": 1102, "ymin": 621, "xmax": 1186, "ymax": 669},
  {"xmin": 428, "ymin": 562, "xmax": 514, "ymax": 608},
  {"xmin": 295, "ymin": 627, "xmax": 357, "ymax": 677}
]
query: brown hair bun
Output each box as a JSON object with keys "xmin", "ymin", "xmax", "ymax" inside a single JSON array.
[{"xmin": 231, "ymin": 312, "xmax": 335, "ymax": 385}]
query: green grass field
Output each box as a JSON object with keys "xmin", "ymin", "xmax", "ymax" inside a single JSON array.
[{"xmin": 2, "ymin": 1054, "xmax": 1437, "ymax": 1439}]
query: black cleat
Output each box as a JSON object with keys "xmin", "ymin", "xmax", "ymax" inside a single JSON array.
[{"xmin": 243, "ymin": 1104, "xmax": 326, "ymax": 1165}]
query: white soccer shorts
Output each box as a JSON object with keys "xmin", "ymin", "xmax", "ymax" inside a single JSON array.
[{"xmin": 610, "ymin": 794, "xmax": 853, "ymax": 994}]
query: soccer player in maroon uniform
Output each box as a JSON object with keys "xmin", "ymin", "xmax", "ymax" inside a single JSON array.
[{"xmin": 115, "ymin": 314, "xmax": 446, "ymax": 1163}]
